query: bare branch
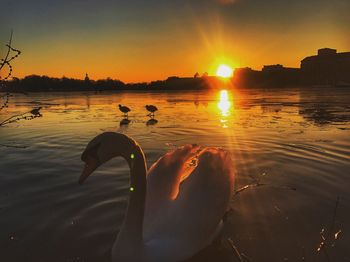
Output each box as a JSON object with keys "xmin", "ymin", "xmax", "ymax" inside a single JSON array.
[
  {"xmin": 1, "ymin": 30, "xmax": 21, "ymax": 91},
  {"xmin": 1, "ymin": 31, "xmax": 22, "ymax": 113},
  {"xmin": 0, "ymin": 30, "xmax": 13, "ymax": 72},
  {"xmin": 0, "ymin": 107, "xmax": 42, "ymax": 126}
]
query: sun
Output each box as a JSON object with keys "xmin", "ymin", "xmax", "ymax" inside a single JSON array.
[{"xmin": 216, "ymin": 64, "xmax": 233, "ymax": 78}]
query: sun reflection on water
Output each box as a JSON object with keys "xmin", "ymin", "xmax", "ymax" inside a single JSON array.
[
  {"xmin": 218, "ymin": 90, "xmax": 232, "ymax": 117},
  {"xmin": 216, "ymin": 89, "xmax": 234, "ymax": 128}
]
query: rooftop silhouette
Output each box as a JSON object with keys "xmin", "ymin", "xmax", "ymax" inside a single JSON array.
[{"xmin": 301, "ymin": 48, "xmax": 350, "ymax": 86}]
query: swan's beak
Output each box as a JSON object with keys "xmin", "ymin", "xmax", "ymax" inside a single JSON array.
[{"xmin": 79, "ymin": 157, "xmax": 99, "ymax": 185}]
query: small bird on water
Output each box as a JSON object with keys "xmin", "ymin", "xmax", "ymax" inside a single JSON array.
[
  {"xmin": 30, "ymin": 107, "xmax": 42, "ymax": 116},
  {"xmin": 118, "ymin": 104, "xmax": 130, "ymax": 118},
  {"xmin": 146, "ymin": 105, "xmax": 158, "ymax": 117}
]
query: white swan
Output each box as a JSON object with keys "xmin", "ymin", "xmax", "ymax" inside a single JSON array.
[{"xmin": 79, "ymin": 132, "xmax": 235, "ymax": 262}]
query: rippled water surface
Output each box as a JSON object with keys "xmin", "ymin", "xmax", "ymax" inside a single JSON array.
[{"xmin": 1, "ymin": 88, "xmax": 350, "ymax": 262}]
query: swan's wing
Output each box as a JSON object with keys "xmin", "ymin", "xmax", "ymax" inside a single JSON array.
[
  {"xmin": 143, "ymin": 146, "xmax": 234, "ymax": 252},
  {"xmin": 143, "ymin": 144, "xmax": 200, "ymax": 239},
  {"xmin": 144, "ymin": 147, "xmax": 235, "ymax": 260},
  {"xmin": 146, "ymin": 144, "xmax": 201, "ymax": 202},
  {"xmin": 145, "ymin": 145, "xmax": 201, "ymax": 205},
  {"xmin": 172, "ymin": 148, "xmax": 235, "ymax": 242}
]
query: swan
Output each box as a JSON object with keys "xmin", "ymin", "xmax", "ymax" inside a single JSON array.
[
  {"xmin": 78, "ymin": 132, "xmax": 235, "ymax": 262},
  {"xmin": 118, "ymin": 104, "xmax": 131, "ymax": 118}
]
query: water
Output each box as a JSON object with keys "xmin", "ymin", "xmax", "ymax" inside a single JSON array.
[{"xmin": 0, "ymin": 87, "xmax": 349, "ymax": 262}]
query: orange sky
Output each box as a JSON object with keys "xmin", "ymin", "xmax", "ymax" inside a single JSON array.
[{"xmin": 1, "ymin": 0, "xmax": 349, "ymax": 83}]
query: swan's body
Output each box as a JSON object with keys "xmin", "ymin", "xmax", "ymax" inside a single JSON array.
[
  {"xmin": 118, "ymin": 104, "xmax": 130, "ymax": 117},
  {"xmin": 79, "ymin": 132, "xmax": 234, "ymax": 262}
]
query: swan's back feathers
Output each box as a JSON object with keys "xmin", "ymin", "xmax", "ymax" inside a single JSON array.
[
  {"xmin": 146, "ymin": 144, "xmax": 201, "ymax": 202},
  {"xmin": 143, "ymin": 145, "xmax": 235, "ymax": 259},
  {"xmin": 175, "ymin": 148, "xmax": 234, "ymax": 235}
]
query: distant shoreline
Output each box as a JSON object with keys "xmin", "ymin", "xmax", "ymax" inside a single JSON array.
[
  {"xmin": 2, "ymin": 48, "xmax": 349, "ymax": 93},
  {"xmin": 1, "ymin": 74, "xmax": 349, "ymax": 93}
]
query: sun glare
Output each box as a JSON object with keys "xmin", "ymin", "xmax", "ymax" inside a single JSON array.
[{"xmin": 216, "ymin": 64, "xmax": 233, "ymax": 78}]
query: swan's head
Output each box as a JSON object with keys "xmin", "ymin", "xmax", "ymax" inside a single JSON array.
[{"xmin": 79, "ymin": 132, "xmax": 136, "ymax": 184}]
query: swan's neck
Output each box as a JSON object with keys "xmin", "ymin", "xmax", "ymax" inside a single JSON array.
[{"xmin": 116, "ymin": 143, "xmax": 147, "ymax": 246}]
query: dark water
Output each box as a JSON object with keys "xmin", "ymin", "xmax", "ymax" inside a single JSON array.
[{"xmin": 0, "ymin": 88, "xmax": 349, "ymax": 262}]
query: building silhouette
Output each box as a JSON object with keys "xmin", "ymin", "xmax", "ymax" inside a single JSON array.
[
  {"xmin": 84, "ymin": 73, "xmax": 90, "ymax": 82},
  {"xmin": 233, "ymin": 65, "xmax": 300, "ymax": 88},
  {"xmin": 262, "ymin": 64, "xmax": 299, "ymax": 74},
  {"xmin": 301, "ymin": 48, "xmax": 350, "ymax": 86},
  {"xmin": 233, "ymin": 48, "xmax": 350, "ymax": 88}
]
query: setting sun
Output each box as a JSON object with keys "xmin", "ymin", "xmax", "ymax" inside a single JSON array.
[{"xmin": 216, "ymin": 65, "xmax": 234, "ymax": 78}]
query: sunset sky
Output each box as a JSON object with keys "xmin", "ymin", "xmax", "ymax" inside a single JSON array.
[{"xmin": 1, "ymin": 0, "xmax": 349, "ymax": 82}]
